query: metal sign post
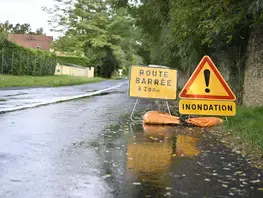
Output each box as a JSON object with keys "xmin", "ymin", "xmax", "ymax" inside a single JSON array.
[{"xmin": 130, "ymin": 98, "xmax": 171, "ymax": 122}]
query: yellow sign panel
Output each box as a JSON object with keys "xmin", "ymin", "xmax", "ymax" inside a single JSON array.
[
  {"xmin": 129, "ymin": 65, "xmax": 177, "ymax": 100},
  {"xmin": 179, "ymin": 100, "xmax": 236, "ymax": 116},
  {"xmin": 180, "ymin": 56, "xmax": 236, "ymax": 101}
]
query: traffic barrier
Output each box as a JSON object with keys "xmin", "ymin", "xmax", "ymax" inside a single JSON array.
[
  {"xmin": 186, "ymin": 117, "xmax": 224, "ymax": 127},
  {"xmin": 142, "ymin": 111, "xmax": 224, "ymax": 127},
  {"xmin": 143, "ymin": 111, "xmax": 180, "ymax": 125}
]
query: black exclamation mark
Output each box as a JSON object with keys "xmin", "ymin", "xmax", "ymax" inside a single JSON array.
[{"xmin": 204, "ymin": 69, "xmax": 210, "ymax": 93}]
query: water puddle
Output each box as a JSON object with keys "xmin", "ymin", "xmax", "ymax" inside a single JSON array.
[
  {"xmin": 127, "ymin": 123, "xmax": 201, "ymax": 176},
  {"xmin": 123, "ymin": 123, "xmax": 202, "ymax": 197},
  {"xmin": 75, "ymin": 115, "xmax": 263, "ymax": 198}
]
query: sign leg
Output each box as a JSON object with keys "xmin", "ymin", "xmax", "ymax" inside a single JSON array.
[
  {"xmin": 166, "ymin": 101, "xmax": 171, "ymax": 115},
  {"xmin": 130, "ymin": 99, "xmax": 140, "ymax": 122}
]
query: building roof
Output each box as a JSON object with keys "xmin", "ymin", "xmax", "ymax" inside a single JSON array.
[{"xmin": 7, "ymin": 34, "xmax": 53, "ymax": 51}]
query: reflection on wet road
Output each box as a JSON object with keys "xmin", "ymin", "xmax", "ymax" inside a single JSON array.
[
  {"xmin": 126, "ymin": 124, "xmax": 201, "ymax": 197},
  {"xmin": 96, "ymin": 119, "xmax": 263, "ymax": 198},
  {"xmin": 127, "ymin": 125, "xmax": 200, "ymax": 180}
]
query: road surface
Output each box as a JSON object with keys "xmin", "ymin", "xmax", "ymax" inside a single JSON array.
[
  {"xmin": 0, "ymin": 80, "xmax": 125, "ymax": 111},
  {"xmin": 0, "ymin": 81, "xmax": 263, "ymax": 198}
]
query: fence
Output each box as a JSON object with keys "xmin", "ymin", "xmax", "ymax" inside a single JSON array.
[{"xmin": 55, "ymin": 63, "xmax": 94, "ymax": 78}]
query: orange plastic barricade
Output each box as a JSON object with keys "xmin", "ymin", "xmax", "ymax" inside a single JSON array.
[
  {"xmin": 186, "ymin": 117, "xmax": 224, "ymax": 127},
  {"xmin": 143, "ymin": 111, "xmax": 180, "ymax": 125}
]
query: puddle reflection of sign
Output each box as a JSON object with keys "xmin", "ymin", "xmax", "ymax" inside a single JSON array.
[
  {"xmin": 127, "ymin": 143, "xmax": 172, "ymax": 173},
  {"xmin": 179, "ymin": 56, "xmax": 236, "ymax": 116},
  {"xmin": 176, "ymin": 135, "xmax": 200, "ymax": 157},
  {"xmin": 129, "ymin": 65, "xmax": 177, "ymax": 100},
  {"xmin": 143, "ymin": 125, "xmax": 200, "ymax": 157},
  {"xmin": 126, "ymin": 125, "xmax": 200, "ymax": 173}
]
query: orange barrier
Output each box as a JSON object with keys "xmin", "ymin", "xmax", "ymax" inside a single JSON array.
[
  {"xmin": 186, "ymin": 117, "xmax": 224, "ymax": 127},
  {"xmin": 142, "ymin": 111, "xmax": 224, "ymax": 127},
  {"xmin": 143, "ymin": 111, "xmax": 180, "ymax": 125}
]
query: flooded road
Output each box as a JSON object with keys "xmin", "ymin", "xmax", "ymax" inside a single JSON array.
[{"xmin": 0, "ymin": 82, "xmax": 263, "ymax": 197}]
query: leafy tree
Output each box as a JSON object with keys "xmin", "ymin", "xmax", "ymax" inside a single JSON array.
[
  {"xmin": 12, "ymin": 23, "xmax": 31, "ymax": 34},
  {"xmin": 0, "ymin": 21, "xmax": 45, "ymax": 35},
  {"xmin": 115, "ymin": 0, "xmax": 263, "ymax": 71},
  {"xmin": 45, "ymin": 0, "xmax": 144, "ymax": 78},
  {"xmin": 35, "ymin": 28, "xmax": 44, "ymax": 35},
  {"xmin": 52, "ymin": 35, "xmax": 83, "ymax": 55},
  {"xmin": 249, "ymin": 0, "xmax": 263, "ymax": 23}
]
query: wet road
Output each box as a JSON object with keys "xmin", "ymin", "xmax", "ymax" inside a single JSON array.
[
  {"xmin": 0, "ymin": 82, "xmax": 263, "ymax": 198},
  {"xmin": 0, "ymin": 80, "xmax": 125, "ymax": 111}
]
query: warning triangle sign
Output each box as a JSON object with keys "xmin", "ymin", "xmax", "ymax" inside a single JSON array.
[{"xmin": 179, "ymin": 56, "xmax": 236, "ymax": 101}]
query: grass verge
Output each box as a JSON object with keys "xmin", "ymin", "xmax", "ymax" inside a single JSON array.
[
  {"xmin": 111, "ymin": 76, "xmax": 128, "ymax": 80},
  {"xmin": 0, "ymin": 75, "xmax": 104, "ymax": 88},
  {"xmin": 226, "ymin": 106, "xmax": 263, "ymax": 151}
]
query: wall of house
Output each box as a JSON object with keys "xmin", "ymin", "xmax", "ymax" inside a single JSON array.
[
  {"xmin": 55, "ymin": 64, "xmax": 94, "ymax": 78},
  {"xmin": 243, "ymin": 25, "xmax": 263, "ymax": 107}
]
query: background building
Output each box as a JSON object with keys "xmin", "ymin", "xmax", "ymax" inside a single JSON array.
[{"xmin": 8, "ymin": 34, "xmax": 53, "ymax": 51}]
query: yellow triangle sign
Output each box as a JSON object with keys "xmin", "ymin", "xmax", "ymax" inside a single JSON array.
[{"xmin": 180, "ymin": 56, "xmax": 236, "ymax": 101}]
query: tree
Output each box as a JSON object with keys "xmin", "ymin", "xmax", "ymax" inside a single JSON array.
[
  {"xmin": 0, "ymin": 21, "xmax": 45, "ymax": 35},
  {"xmin": 35, "ymin": 28, "xmax": 44, "ymax": 35},
  {"xmin": 12, "ymin": 23, "xmax": 31, "ymax": 34},
  {"xmin": 52, "ymin": 35, "xmax": 83, "ymax": 56},
  {"xmin": 115, "ymin": 0, "xmax": 263, "ymax": 72},
  {"xmin": 45, "ymin": 0, "xmax": 144, "ymax": 78}
]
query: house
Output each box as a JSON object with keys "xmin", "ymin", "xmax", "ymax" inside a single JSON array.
[{"xmin": 7, "ymin": 34, "xmax": 53, "ymax": 51}]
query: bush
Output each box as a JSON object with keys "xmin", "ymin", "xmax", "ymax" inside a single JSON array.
[
  {"xmin": 56, "ymin": 56, "xmax": 90, "ymax": 67},
  {"xmin": 0, "ymin": 39, "xmax": 56, "ymax": 76}
]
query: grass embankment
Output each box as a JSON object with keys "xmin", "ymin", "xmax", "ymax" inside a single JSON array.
[
  {"xmin": 226, "ymin": 106, "xmax": 263, "ymax": 150},
  {"xmin": 0, "ymin": 75, "xmax": 104, "ymax": 88}
]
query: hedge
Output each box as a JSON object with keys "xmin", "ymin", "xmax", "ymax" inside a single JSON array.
[
  {"xmin": 56, "ymin": 56, "xmax": 90, "ymax": 67},
  {"xmin": 0, "ymin": 39, "xmax": 56, "ymax": 76}
]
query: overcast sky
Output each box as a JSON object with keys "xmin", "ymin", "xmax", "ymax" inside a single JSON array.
[{"xmin": 0, "ymin": 0, "xmax": 60, "ymax": 38}]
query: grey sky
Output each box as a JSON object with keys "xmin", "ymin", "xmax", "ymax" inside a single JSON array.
[{"xmin": 0, "ymin": 0, "xmax": 60, "ymax": 38}]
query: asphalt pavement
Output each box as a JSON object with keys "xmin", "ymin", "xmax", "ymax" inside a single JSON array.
[
  {"xmin": 0, "ymin": 81, "xmax": 263, "ymax": 198},
  {"xmin": 0, "ymin": 80, "xmax": 125, "ymax": 111}
]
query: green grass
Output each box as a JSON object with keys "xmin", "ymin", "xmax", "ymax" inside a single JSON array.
[
  {"xmin": 0, "ymin": 75, "xmax": 104, "ymax": 88},
  {"xmin": 226, "ymin": 106, "xmax": 263, "ymax": 150}
]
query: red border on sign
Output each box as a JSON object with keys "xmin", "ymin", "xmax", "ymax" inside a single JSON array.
[{"xmin": 179, "ymin": 56, "xmax": 236, "ymax": 100}]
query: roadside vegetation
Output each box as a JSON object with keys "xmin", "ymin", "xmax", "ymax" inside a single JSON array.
[
  {"xmin": 0, "ymin": 39, "xmax": 56, "ymax": 76},
  {"xmin": 0, "ymin": 75, "xmax": 104, "ymax": 88},
  {"xmin": 226, "ymin": 106, "xmax": 263, "ymax": 150},
  {"xmin": 44, "ymin": 0, "xmax": 144, "ymax": 78}
]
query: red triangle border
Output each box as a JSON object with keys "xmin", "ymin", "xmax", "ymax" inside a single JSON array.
[{"xmin": 179, "ymin": 56, "xmax": 236, "ymax": 101}]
